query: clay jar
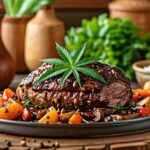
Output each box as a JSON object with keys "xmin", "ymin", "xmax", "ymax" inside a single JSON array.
[
  {"xmin": 0, "ymin": 8, "xmax": 15, "ymax": 89},
  {"xmin": 25, "ymin": 7, "xmax": 65, "ymax": 71},
  {"xmin": 109, "ymin": 0, "xmax": 150, "ymax": 35},
  {"xmin": 1, "ymin": 17, "xmax": 30, "ymax": 73}
]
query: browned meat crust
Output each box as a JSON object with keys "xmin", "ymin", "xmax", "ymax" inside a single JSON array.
[{"xmin": 16, "ymin": 62, "xmax": 132, "ymax": 110}]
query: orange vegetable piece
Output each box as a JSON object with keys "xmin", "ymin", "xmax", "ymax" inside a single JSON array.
[
  {"xmin": 0, "ymin": 97, "xmax": 8, "ymax": 107},
  {"xmin": 0, "ymin": 100, "xmax": 23, "ymax": 120},
  {"xmin": 132, "ymin": 89, "xmax": 150, "ymax": 98},
  {"xmin": 69, "ymin": 113, "xmax": 82, "ymax": 124},
  {"xmin": 38, "ymin": 107, "xmax": 58, "ymax": 124},
  {"xmin": 0, "ymin": 97, "xmax": 7, "ymax": 103},
  {"xmin": 3, "ymin": 88, "xmax": 15, "ymax": 100}
]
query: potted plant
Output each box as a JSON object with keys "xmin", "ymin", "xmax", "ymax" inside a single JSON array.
[{"xmin": 1, "ymin": 0, "xmax": 54, "ymax": 73}]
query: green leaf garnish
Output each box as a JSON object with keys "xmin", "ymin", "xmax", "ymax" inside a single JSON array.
[
  {"xmin": 35, "ymin": 42, "xmax": 106, "ymax": 86},
  {"xmin": 24, "ymin": 99, "xmax": 36, "ymax": 107},
  {"xmin": 108, "ymin": 101, "xmax": 136, "ymax": 110}
]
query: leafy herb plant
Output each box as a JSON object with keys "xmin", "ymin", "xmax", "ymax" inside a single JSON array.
[
  {"xmin": 3, "ymin": 0, "xmax": 54, "ymax": 17},
  {"xmin": 35, "ymin": 43, "xmax": 106, "ymax": 86},
  {"xmin": 65, "ymin": 14, "xmax": 150, "ymax": 80}
]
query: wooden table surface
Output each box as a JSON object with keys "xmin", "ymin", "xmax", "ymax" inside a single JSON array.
[{"xmin": 0, "ymin": 74, "xmax": 148, "ymax": 150}]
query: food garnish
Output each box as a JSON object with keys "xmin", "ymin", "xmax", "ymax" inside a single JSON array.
[
  {"xmin": 23, "ymin": 99, "xmax": 36, "ymax": 107},
  {"xmin": 34, "ymin": 43, "xmax": 106, "ymax": 87},
  {"xmin": 108, "ymin": 101, "xmax": 136, "ymax": 110}
]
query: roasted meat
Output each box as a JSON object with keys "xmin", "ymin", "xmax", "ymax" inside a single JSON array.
[{"xmin": 16, "ymin": 62, "xmax": 132, "ymax": 110}]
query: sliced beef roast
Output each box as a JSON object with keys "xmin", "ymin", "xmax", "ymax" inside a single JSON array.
[{"xmin": 16, "ymin": 62, "xmax": 132, "ymax": 110}]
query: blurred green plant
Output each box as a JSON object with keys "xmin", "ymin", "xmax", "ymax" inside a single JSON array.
[
  {"xmin": 3, "ymin": 0, "xmax": 54, "ymax": 17},
  {"xmin": 65, "ymin": 14, "xmax": 150, "ymax": 80}
]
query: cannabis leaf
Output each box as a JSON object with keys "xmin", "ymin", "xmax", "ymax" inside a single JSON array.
[{"xmin": 35, "ymin": 42, "xmax": 106, "ymax": 86}]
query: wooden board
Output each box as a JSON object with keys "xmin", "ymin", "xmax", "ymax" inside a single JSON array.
[{"xmin": 54, "ymin": 0, "xmax": 111, "ymax": 9}]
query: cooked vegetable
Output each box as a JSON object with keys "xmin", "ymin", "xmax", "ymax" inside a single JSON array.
[
  {"xmin": 131, "ymin": 93, "xmax": 139, "ymax": 103},
  {"xmin": 0, "ymin": 100, "xmax": 23, "ymax": 120},
  {"xmin": 65, "ymin": 14, "xmax": 150, "ymax": 79},
  {"xmin": 3, "ymin": 0, "xmax": 55, "ymax": 17},
  {"xmin": 137, "ymin": 97, "xmax": 150, "ymax": 107},
  {"xmin": 22, "ymin": 108, "xmax": 31, "ymax": 121},
  {"xmin": 143, "ymin": 81, "xmax": 150, "ymax": 91},
  {"xmin": 139, "ymin": 107, "xmax": 150, "ymax": 117},
  {"xmin": 133, "ymin": 89, "xmax": 150, "ymax": 98},
  {"xmin": 3, "ymin": 88, "xmax": 15, "ymax": 100},
  {"xmin": 38, "ymin": 107, "xmax": 58, "ymax": 124},
  {"xmin": 36, "ymin": 109, "xmax": 47, "ymax": 120},
  {"xmin": 0, "ymin": 97, "xmax": 7, "ymax": 107},
  {"xmin": 69, "ymin": 113, "xmax": 82, "ymax": 124},
  {"xmin": 59, "ymin": 111, "xmax": 75, "ymax": 122},
  {"xmin": 122, "ymin": 113, "xmax": 139, "ymax": 120}
]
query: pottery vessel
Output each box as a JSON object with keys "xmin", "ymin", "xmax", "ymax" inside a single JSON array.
[
  {"xmin": 1, "ymin": 16, "xmax": 30, "ymax": 73},
  {"xmin": 25, "ymin": 7, "xmax": 65, "ymax": 71},
  {"xmin": 109, "ymin": 0, "xmax": 150, "ymax": 35},
  {"xmin": 0, "ymin": 7, "xmax": 15, "ymax": 89}
]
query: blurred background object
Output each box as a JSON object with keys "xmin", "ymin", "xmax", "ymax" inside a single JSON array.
[
  {"xmin": 1, "ymin": 16, "xmax": 30, "ymax": 73},
  {"xmin": 0, "ymin": 0, "xmax": 149, "ymax": 83},
  {"xmin": 109, "ymin": 0, "xmax": 150, "ymax": 35},
  {"xmin": 1, "ymin": 0, "xmax": 55, "ymax": 73},
  {"xmin": 0, "ymin": 7, "xmax": 15, "ymax": 89},
  {"xmin": 65, "ymin": 14, "xmax": 150, "ymax": 80},
  {"xmin": 25, "ymin": 6, "xmax": 64, "ymax": 71},
  {"xmin": 133, "ymin": 60, "xmax": 150, "ymax": 87}
]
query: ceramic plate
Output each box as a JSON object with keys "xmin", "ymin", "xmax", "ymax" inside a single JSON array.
[{"xmin": 0, "ymin": 117, "xmax": 150, "ymax": 137}]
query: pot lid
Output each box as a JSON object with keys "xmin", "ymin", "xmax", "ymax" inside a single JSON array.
[{"xmin": 109, "ymin": 0, "xmax": 150, "ymax": 11}]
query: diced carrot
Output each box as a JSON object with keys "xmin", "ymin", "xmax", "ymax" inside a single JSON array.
[
  {"xmin": 38, "ymin": 107, "xmax": 58, "ymax": 124},
  {"xmin": 3, "ymin": 88, "xmax": 15, "ymax": 100},
  {"xmin": 0, "ymin": 97, "xmax": 7, "ymax": 106},
  {"xmin": 0, "ymin": 100, "xmax": 23, "ymax": 120},
  {"xmin": 132, "ymin": 89, "xmax": 150, "ymax": 98},
  {"xmin": 69, "ymin": 113, "xmax": 82, "ymax": 124}
]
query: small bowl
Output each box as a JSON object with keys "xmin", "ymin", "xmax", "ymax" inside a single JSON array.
[{"xmin": 133, "ymin": 60, "xmax": 150, "ymax": 87}]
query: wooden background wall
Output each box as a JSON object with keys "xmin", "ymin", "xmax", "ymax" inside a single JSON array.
[
  {"xmin": 0, "ymin": 0, "xmax": 111, "ymax": 28},
  {"xmin": 54, "ymin": 0, "xmax": 111, "ymax": 29}
]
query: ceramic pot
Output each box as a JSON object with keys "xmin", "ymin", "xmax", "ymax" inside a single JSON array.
[
  {"xmin": 109, "ymin": 0, "xmax": 150, "ymax": 35},
  {"xmin": 1, "ymin": 16, "xmax": 30, "ymax": 73},
  {"xmin": 0, "ymin": 8, "xmax": 15, "ymax": 89},
  {"xmin": 25, "ymin": 7, "xmax": 65, "ymax": 71}
]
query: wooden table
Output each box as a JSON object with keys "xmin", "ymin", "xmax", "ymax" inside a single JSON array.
[{"xmin": 0, "ymin": 75, "xmax": 148, "ymax": 150}]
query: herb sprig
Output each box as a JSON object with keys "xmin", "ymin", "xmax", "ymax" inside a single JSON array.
[
  {"xmin": 35, "ymin": 42, "xmax": 106, "ymax": 86},
  {"xmin": 23, "ymin": 99, "xmax": 36, "ymax": 107},
  {"xmin": 108, "ymin": 102, "xmax": 136, "ymax": 110}
]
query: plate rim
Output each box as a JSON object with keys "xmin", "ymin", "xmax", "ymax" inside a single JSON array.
[{"xmin": 0, "ymin": 116, "xmax": 150, "ymax": 128}]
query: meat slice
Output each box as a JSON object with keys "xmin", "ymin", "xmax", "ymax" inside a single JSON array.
[{"xmin": 16, "ymin": 62, "xmax": 132, "ymax": 110}]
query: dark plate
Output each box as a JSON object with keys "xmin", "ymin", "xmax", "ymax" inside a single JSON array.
[{"xmin": 0, "ymin": 117, "xmax": 150, "ymax": 138}]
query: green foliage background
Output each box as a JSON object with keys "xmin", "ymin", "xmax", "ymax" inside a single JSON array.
[{"xmin": 65, "ymin": 14, "xmax": 150, "ymax": 80}]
